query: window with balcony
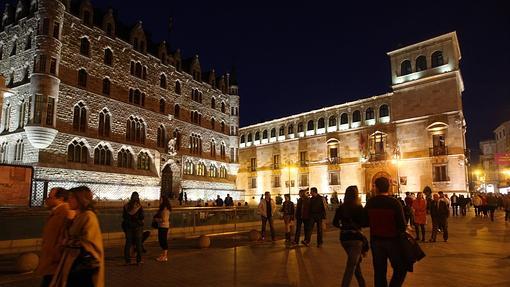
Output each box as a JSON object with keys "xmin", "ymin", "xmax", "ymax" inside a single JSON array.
[
  {"xmin": 273, "ymin": 175, "xmax": 281, "ymax": 188},
  {"xmin": 250, "ymin": 157, "xmax": 257, "ymax": 172},
  {"xmin": 300, "ymin": 151, "xmax": 307, "ymax": 166},
  {"xmin": 273, "ymin": 154, "xmax": 280, "ymax": 169}
]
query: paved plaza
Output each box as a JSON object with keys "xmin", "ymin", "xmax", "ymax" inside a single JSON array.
[{"xmin": 1, "ymin": 210, "xmax": 509, "ymax": 287}]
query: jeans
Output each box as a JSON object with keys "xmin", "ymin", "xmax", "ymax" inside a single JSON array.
[
  {"xmin": 294, "ymin": 218, "xmax": 309, "ymax": 243},
  {"xmin": 431, "ymin": 217, "xmax": 448, "ymax": 242},
  {"xmin": 124, "ymin": 227, "xmax": 143, "ymax": 263},
  {"xmin": 341, "ymin": 240, "xmax": 366, "ymax": 287},
  {"xmin": 414, "ymin": 224, "xmax": 425, "ymax": 241},
  {"xmin": 305, "ymin": 215, "xmax": 323, "ymax": 245},
  {"xmin": 261, "ymin": 216, "xmax": 275, "ymax": 240},
  {"xmin": 371, "ymin": 238, "xmax": 407, "ymax": 287},
  {"xmin": 158, "ymin": 228, "xmax": 169, "ymax": 250}
]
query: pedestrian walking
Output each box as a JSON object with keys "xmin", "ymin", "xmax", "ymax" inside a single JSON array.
[
  {"xmin": 429, "ymin": 193, "xmax": 449, "ymax": 242},
  {"xmin": 258, "ymin": 191, "xmax": 276, "ymax": 241},
  {"xmin": 50, "ymin": 186, "xmax": 104, "ymax": 287},
  {"xmin": 459, "ymin": 195, "xmax": 468, "ymax": 216},
  {"xmin": 332, "ymin": 185, "xmax": 367, "ymax": 287},
  {"xmin": 36, "ymin": 188, "xmax": 72, "ymax": 287},
  {"xmin": 472, "ymin": 193, "xmax": 482, "ymax": 216},
  {"xmin": 293, "ymin": 189, "xmax": 311, "ymax": 245},
  {"xmin": 154, "ymin": 197, "xmax": 171, "ymax": 262},
  {"xmin": 365, "ymin": 177, "xmax": 408, "ymax": 287},
  {"xmin": 487, "ymin": 193, "xmax": 498, "ymax": 222},
  {"xmin": 281, "ymin": 194, "xmax": 295, "ymax": 244},
  {"xmin": 305, "ymin": 187, "xmax": 326, "ymax": 247},
  {"xmin": 450, "ymin": 193, "xmax": 459, "ymax": 216},
  {"xmin": 413, "ymin": 192, "xmax": 427, "ymax": 242},
  {"xmin": 122, "ymin": 192, "xmax": 144, "ymax": 265}
]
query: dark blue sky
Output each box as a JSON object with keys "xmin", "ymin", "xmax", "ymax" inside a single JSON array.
[{"xmin": 20, "ymin": 1, "xmax": 510, "ymax": 155}]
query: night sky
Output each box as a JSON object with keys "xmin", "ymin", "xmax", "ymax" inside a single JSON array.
[{"xmin": 13, "ymin": 0, "xmax": 510, "ymax": 159}]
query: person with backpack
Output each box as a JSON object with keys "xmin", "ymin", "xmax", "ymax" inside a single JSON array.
[
  {"xmin": 154, "ymin": 196, "xmax": 172, "ymax": 262},
  {"xmin": 333, "ymin": 185, "xmax": 368, "ymax": 287},
  {"xmin": 122, "ymin": 192, "xmax": 144, "ymax": 265}
]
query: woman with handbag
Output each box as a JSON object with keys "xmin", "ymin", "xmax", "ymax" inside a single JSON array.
[
  {"xmin": 332, "ymin": 186, "xmax": 367, "ymax": 287},
  {"xmin": 154, "ymin": 196, "xmax": 172, "ymax": 262},
  {"xmin": 50, "ymin": 186, "xmax": 104, "ymax": 287}
]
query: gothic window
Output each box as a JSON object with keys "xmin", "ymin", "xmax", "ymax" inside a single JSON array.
[
  {"xmin": 221, "ymin": 102, "xmax": 226, "ymax": 113},
  {"xmin": 2, "ymin": 103, "xmax": 11, "ymax": 132},
  {"xmin": 135, "ymin": 62, "xmax": 142, "ymax": 78},
  {"xmin": 175, "ymin": 81, "xmax": 181, "ymax": 95},
  {"xmin": 340, "ymin": 113, "xmax": 348, "ymax": 125},
  {"xmin": 25, "ymin": 33, "xmax": 32, "ymax": 50},
  {"xmin": 98, "ymin": 108, "xmax": 110, "ymax": 137},
  {"xmin": 0, "ymin": 45, "xmax": 3, "ymax": 60},
  {"xmin": 130, "ymin": 61, "xmax": 135, "ymax": 75},
  {"xmin": 53, "ymin": 22, "xmax": 60, "ymax": 39},
  {"xmin": 159, "ymin": 99, "xmax": 166, "ymax": 113},
  {"xmin": 18, "ymin": 100, "xmax": 27, "ymax": 129},
  {"xmin": 209, "ymin": 164, "xmax": 218, "ymax": 177},
  {"xmin": 431, "ymin": 51, "xmax": 444, "ymax": 68},
  {"xmin": 220, "ymin": 142, "xmax": 226, "ymax": 159},
  {"xmin": 126, "ymin": 116, "xmax": 146, "ymax": 144},
  {"xmin": 173, "ymin": 129, "xmax": 181, "ymax": 150},
  {"xmin": 189, "ymin": 133, "xmax": 202, "ymax": 154},
  {"xmin": 416, "ymin": 55, "xmax": 427, "ymax": 71},
  {"xmin": 174, "ymin": 104, "xmax": 180, "ymax": 118},
  {"xmin": 142, "ymin": 66, "xmax": 147, "ymax": 80},
  {"xmin": 46, "ymin": 97, "xmax": 55, "ymax": 126},
  {"xmin": 0, "ymin": 142, "xmax": 8, "ymax": 163},
  {"xmin": 117, "ymin": 148, "xmax": 133, "ymax": 168},
  {"xmin": 72, "ymin": 102, "xmax": 87, "ymax": 132},
  {"xmin": 379, "ymin": 104, "xmax": 389, "ymax": 118},
  {"xmin": 279, "ymin": 126, "xmax": 285, "ymax": 136},
  {"xmin": 157, "ymin": 125, "xmax": 166, "ymax": 148},
  {"xmin": 67, "ymin": 140, "xmax": 88, "ymax": 163},
  {"xmin": 80, "ymin": 37, "xmax": 90, "ymax": 57},
  {"xmin": 221, "ymin": 122, "xmax": 225, "ymax": 133},
  {"xmin": 196, "ymin": 162, "xmax": 206, "ymax": 176},
  {"xmin": 288, "ymin": 124, "xmax": 294, "ymax": 134},
  {"xmin": 10, "ymin": 40, "xmax": 17, "ymax": 57},
  {"xmin": 102, "ymin": 78, "xmax": 110, "ymax": 95},
  {"xmin": 160, "ymin": 74, "xmax": 167, "ymax": 89},
  {"xmin": 78, "ymin": 69, "xmax": 87, "ymax": 87},
  {"xmin": 219, "ymin": 166, "xmax": 227, "ymax": 178},
  {"xmin": 104, "ymin": 48, "xmax": 113, "ymax": 66},
  {"xmin": 210, "ymin": 140, "xmax": 216, "ymax": 157},
  {"xmin": 183, "ymin": 160, "xmax": 194, "ymax": 175},
  {"xmin": 211, "ymin": 97, "xmax": 216, "ymax": 109},
  {"xmin": 211, "ymin": 118, "xmax": 215, "ymax": 130},
  {"xmin": 365, "ymin": 108, "xmax": 375, "ymax": 120},
  {"xmin": 328, "ymin": 116, "xmax": 337, "ymax": 127},
  {"xmin": 307, "ymin": 120, "xmax": 314, "ymax": 131},
  {"xmin": 318, "ymin": 118, "xmax": 325, "ymax": 129},
  {"xmin": 352, "ymin": 110, "xmax": 361, "ymax": 123},
  {"xmin": 137, "ymin": 151, "xmax": 151, "ymax": 170},
  {"xmin": 400, "ymin": 60, "xmax": 412, "ymax": 75},
  {"xmin": 94, "ymin": 144, "xmax": 112, "ymax": 166}
]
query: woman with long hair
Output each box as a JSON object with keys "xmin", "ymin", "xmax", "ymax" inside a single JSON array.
[
  {"xmin": 50, "ymin": 186, "xmax": 104, "ymax": 287},
  {"xmin": 122, "ymin": 192, "xmax": 144, "ymax": 265},
  {"xmin": 155, "ymin": 196, "xmax": 172, "ymax": 262},
  {"xmin": 413, "ymin": 192, "xmax": 427, "ymax": 242},
  {"xmin": 332, "ymin": 186, "xmax": 367, "ymax": 287}
]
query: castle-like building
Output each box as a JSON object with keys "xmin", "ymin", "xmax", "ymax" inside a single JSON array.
[
  {"xmin": 0, "ymin": 0, "xmax": 240, "ymax": 206},
  {"xmin": 237, "ymin": 32, "xmax": 469, "ymax": 204}
]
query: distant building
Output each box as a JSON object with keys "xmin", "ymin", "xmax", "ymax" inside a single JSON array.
[
  {"xmin": 237, "ymin": 32, "xmax": 469, "ymax": 203},
  {"xmin": 0, "ymin": 0, "xmax": 240, "ymax": 206},
  {"xmin": 478, "ymin": 121, "xmax": 510, "ymax": 193}
]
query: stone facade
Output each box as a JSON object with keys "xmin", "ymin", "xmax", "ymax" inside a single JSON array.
[
  {"xmin": 238, "ymin": 32, "xmax": 469, "ymax": 204},
  {"xmin": 0, "ymin": 0, "xmax": 240, "ymax": 206},
  {"xmin": 477, "ymin": 121, "xmax": 510, "ymax": 193}
]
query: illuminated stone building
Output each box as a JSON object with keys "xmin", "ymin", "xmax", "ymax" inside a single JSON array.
[
  {"xmin": 238, "ymin": 32, "xmax": 468, "ymax": 204},
  {"xmin": 0, "ymin": 0, "xmax": 240, "ymax": 205},
  {"xmin": 478, "ymin": 121, "xmax": 510, "ymax": 193}
]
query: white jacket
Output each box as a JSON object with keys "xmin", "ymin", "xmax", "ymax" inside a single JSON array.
[{"xmin": 258, "ymin": 199, "xmax": 277, "ymax": 218}]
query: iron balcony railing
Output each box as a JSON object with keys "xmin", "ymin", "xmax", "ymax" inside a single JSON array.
[{"xmin": 429, "ymin": 146, "xmax": 448, "ymax": 156}]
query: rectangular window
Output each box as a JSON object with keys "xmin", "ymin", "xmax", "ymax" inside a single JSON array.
[
  {"xmin": 273, "ymin": 154, "xmax": 280, "ymax": 169},
  {"xmin": 39, "ymin": 55, "xmax": 47, "ymax": 73},
  {"xmin": 329, "ymin": 172, "xmax": 340, "ymax": 185},
  {"xmin": 46, "ymin": 97, "xmax": 55, "ymax": 126},
  {"xmin": 273, "ymin": 175, "xmax": 281, "ymax": 188},
  {"xmin": 250, "ymin": 177, "xmax": 257, "ymax": 189},
  {"xmin": 53, "ymin": 22, "xmax": 60, "ymax": 39},
  {"xmin": 42, "ymin": 18, "xmax": 50, "ymax": 35},
  {"xmin": 33, "ymin": 94, "xmax": 44, "ymax": 124},
  {"xmin": 300, "ymin": 151, "xmax": 307, "ymax": 166},
  {"xmin": 49, "ymin": 58, "xmax": 57, "ymax": 75},
  {"xmin": 433, "ymin": 165, "xmax": 448, "ymax": 182},
  {"xmin": 299, "ymin": 173, "xmax": 309, "ymax": 187},
  {"xmin": 285, "ymin": 180, "xmax": 295, "ymax": 188},
  {"xmin": 329, "ymin": 147, "xmax": 338, "ymax": 158},
  {"xmin": 250, "ymin": 158, "xmax": 257, "ymax": 172}
]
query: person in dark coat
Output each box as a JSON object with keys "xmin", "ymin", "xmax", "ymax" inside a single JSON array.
[
  {"xmin": 281, "ymin": 194, "xmax": 295, "ymax": 243},
  {"xmin": 305, "ymin": 187, "xmax": 326, "ymax": 247},
  {"xmin": 122, "ymin": 192, "xmax": 144, "ymax": 265},
  {"xmin": 293, "ymin": 189, "xmax": 310, "ymax": 245},
  {"xmin": 215, "ymin": 195, "xmax": 224, "ymax": 207},
  {"xmin": 429, "ymin": 193, "xmax": 449, "ymax": 242}
]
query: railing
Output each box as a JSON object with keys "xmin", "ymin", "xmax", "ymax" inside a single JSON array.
[
  {"xmin": 369, "ymin": 152, "xmax": 387, "ymax": 161},
  {"xmin": 429, "ymin": 146, "xmax": 448, "ymax": 156},
  {"xmin": 328, "ymin": 157, "xmax": 340, "ymax": 164}
]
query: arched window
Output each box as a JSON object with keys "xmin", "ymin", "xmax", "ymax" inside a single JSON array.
[
  {"xmin": 431, "ymin": 51, "xmax": 444, "ymax": 68},
  {"xmin": 340, "ymin": 113, "xmax": 348, "ymax": 125},
  {"xmin": 67, "ymin": 140, "xmax": 88, "ymax": 163},
  {"xmin": 130, "ymin": 61, "xmax": 135, "ymax": 75},
  {"xmin": 365, "ymin": 108, "xmax": 374, "ymax": 120},
  {"xmin": 14, "ymin": 139, "xmax": 24, "ymax": 162},
  {"xmin": 211, "ymin": 118, "xmax": 216, "ymax": 130},
  {"xmin": 307, "ymin": 120, "xmax": 314, "ymax": 131},
  {"xmin": 211, "ymin": 97, "xmax": 216, "ymax": 109},
  {"xmin": 18, "ymin": 99, "xmax": 27, "ymax": 129},
  {"xmin": 160, "ymin": 74, "xmax": 167, "ymax": 89},
  {"xmin": 297, "ymin": 122, "xmax": 304, "ymax": 133},
  {"xmin": 25, "ymin": 33, "xmax": 32, "ymax": 50},
  {"xmin": 117, "ymin": 148, "xmax": 133, "ymax": 168},
  {"xmin": 270, "ymin": 128, "xmax": 276, "ymax": 138},
  {"xmin": 279, "ymin": 126, "xmax": 285, "ymax": 136},
  {"xmin": 80, "ymin": 37, "xmax": 90, "ymax": 57},
  {"xmin": 210, "ymin": 140, "xmax": 216, "ymax": 157},
  {"xmin": 255, "ymin": 131, "xmax": 260, "ymax": 141},
  {"xmin": 173, "ymin": 129, "xmax": 181, "ymax": 150},
  {"xmin": 400, "ymin": 60, "xmax": 412, "ymax": 75},
  {"xmin": 240, "ymin": 135, "xmax": 245, "ymax": 144},
  {"xmin": 78, "ymin": 69, "xmax": 87, "ymax": 87},
  {"xmin": 2, "ymin": 103, "xmax": 11, "ymax": 132},
  {"xmin": 247, "ymin": 133, "xmax": 253, "ymax": 142},
  {"xmin": 219, "ymin": 166, "xmax": 227, "ymax": 179},
  {"xmin": 221, "ymin": 102, "xmax": 226, "ymax": 113},
  {"xmin": 175, "ymin": 81, "xmax": 181, "ymax": 94},
  {"xmin": 352, "ymin": 110, "xmax": 361, "ymax": 122},
  {"xmin": 189, "ymin": 134, "xmax": 202, "ymax": 154},
  {"xmin": 135, "ymin": 62, "xmax": 142, "ymax": 78},
  {"xmin": 137, "ymin": 151, "xmax": 150, "ymax": 170},
  {"xmin": 72, "ymin": 102, "xmax": 87, "ymax": 132},
  {"xmin": 142, "ymin": 66, "xmax": 147, "ymax": 80},
  {"xmin": 221, "ymin": 121, "xmax": 225, "ymax": 133},
  {"xmin": 262, "ymin": 130, "xmax": 268, "ymax": 139},
  {"xmin": 416, "ymin": 55, "xmax": 427, "ymax": 71},
  {"xmin": 288, "ymin": 124, "xmax": 294, "ymax": 134},
  {"xmin": 102, "ymin": 78, "xmax": 110, "ymax": 95},
  {"xmin": 220, "ymin": 142, "xmax": 226, "ymax": 159},
  {"xmin": 104, "ymin": 48, "xmax": 113, "ymax": 66},
  {"xmin": 379, "ymin": 104, "xmax": 389, "ymax": 118},
  {"xmin": 157, "ymin": 125, "xmax": 166, "ymax": 148},
  {"xmin": 197, "ymin": 162, "xmax": 206, "ymax": 176},
  {"xmin": 209, "ymin": 164, "xmax": 218, "ymax": 177},
  {"xmin": 328, "ymin": 116, "xmax": 337, "ymax": 127},
  {"xmin": 159, "ymin": 99, "xmax": 166, "ymax": 113},
  {"xmin": 174, "ymin": 104, "xmax": 180, "ymax": 118},
  {"xmin": 183, "ymin": 160, "xmax": 194, "ymax": 175},
  {"xmin": 94, "ymin": 144, "xmax": 112, "ymax": 165},
  {"xmin": 98, "ymin": 108, "xmax": 110, "ymax": 137},
  {"xmin": 0, "ymin": 142, "xmax": 8, "ymax": 163},
  {"xmin": 318, "ymin": 118, "xmax": 325, "ymax": 129},
  {"xmin": 126, "ymin": 116, "xmax": 146, "ymax": 144}
]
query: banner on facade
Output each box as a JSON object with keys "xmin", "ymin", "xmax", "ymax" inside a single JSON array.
[{"xmin": 495, "ymin": 153, "xmax": 510, "ymax": 165}]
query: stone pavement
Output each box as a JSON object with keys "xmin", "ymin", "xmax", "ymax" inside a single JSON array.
[{"xmin": 1, "ymin": 210, "xmax": 509, "ymax": 287}]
